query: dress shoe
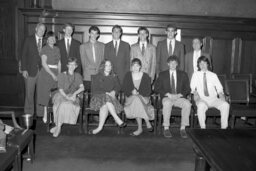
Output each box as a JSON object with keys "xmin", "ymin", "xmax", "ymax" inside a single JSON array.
[
  {"xmin": 119, "ymin": 122, "xmax": 127, "ymax": 128},
  {"xmin": 88, "ymin": 130, "xmax": 95, "ymax": 135},
  {"xmin": 146, "ymin": 127, "xmax": 154, "ymax": 132},
  {"xmin": 163, "ymin": 129, "xmax": 172, "ymax": 138},
  {"xmin": 180, "ymin": 129, "xmax": 188, "ymax": 138},
  {"xmin": 130, "ymin": 132, "xmax": 141, "ymax": 136}
]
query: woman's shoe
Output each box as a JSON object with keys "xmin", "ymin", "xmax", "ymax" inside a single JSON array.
[
  {"xmin": 119, "ymin": 122, "xmax": 127, "ymax": 128},
  {"xmin": 130, "ymin": 131, "xmax": 142, "ymax": 136}
]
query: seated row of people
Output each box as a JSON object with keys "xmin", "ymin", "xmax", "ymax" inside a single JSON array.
[{"xmin": 50, "ymin": 55, "xmax": 229, "ymax": 138}]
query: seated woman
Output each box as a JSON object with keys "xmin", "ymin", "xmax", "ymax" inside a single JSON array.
[
  {"xmin": 122, "ymin": 58, "xmax": 154, "ymax": 136},
  {"xmin": 50, "ymin": 57, "xmax": 84, "ymax": 137},
  {"xmin": 89, "ymin": 60, "xmax": 126, "ymax": 135}
]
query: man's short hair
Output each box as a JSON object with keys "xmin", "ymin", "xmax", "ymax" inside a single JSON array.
[
  {"xmin": 197, "ymin": 56, "xmax": 211, "ymax": 71},
  {"xmin": 89, "ymin": 25, "xmax": 100, "ymax": 35},
  {"xmin": 192, "ymin": 37, "xmax": 202, "ymax": 43},
  {"xmin": 167, "ymin": 55, "xmax": 179, "ymax": 64},
  {"xmin": 63, "ymin": 23, "xmax": 74, "ymax": 30},
  {"xmin": 67, "ymin": 57, "xmax": 78, "ymax": 65},
  {"xmin": 112, "ymin": 25, "xmax": 123, "ymax": 34},
  {"xmin": 36, "ymin": 23, "xmax": 46, "ymax": 29},
  {"xmin": 166, "ymin": 24, "xmax": 177, "ymax": 31},
  {"xmin": 137, "ymin": 26, "xmax": 149, "ymax": 35}
]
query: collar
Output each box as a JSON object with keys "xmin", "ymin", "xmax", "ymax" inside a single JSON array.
[{"xmin": 139, "ymin": 41, "xmax": 147, "ymax": 47}]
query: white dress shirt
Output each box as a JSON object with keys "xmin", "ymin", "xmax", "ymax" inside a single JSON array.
[
  {"xmin": 113, "ymin": 39, "xmax": 120, "ymax": 50},
  {"xmin": 140, "ymin": 41, "xmax": 147, "ymax": 50},
  {"xmin": 167, "ymin": 39, "xmax": 175, "ymax": 55},
  {"xmin": 190, "ymin": 71, "xmax": 224, "ymax": 99},
  {"xmin": 193, "ymin": 50, "xmax": 201, "ymax": 72}
]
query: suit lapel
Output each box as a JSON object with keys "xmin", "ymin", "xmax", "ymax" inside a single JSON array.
[
  {"xmin": 165, "ymin": 71, "xmax": 171, "ymax": 92},
  {"xmin": 164, "ymin": 40, "xmax": 169, "ymax": 57}
]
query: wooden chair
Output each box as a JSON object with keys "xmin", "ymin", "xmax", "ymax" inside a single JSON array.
[
  {"xmin": 46, "ymin": 91, "xmax": 84, "ymax": 134},
  {"xmin": 122, "ymin": 93, "xmax": 158, "ymax": 135},
  {"xmin": 226, "ymin": 79, "xmax": 256, "ymax": 128},
  {"xmin": 156, "ymin": 94, "xmax": 194, "ymax": 134}
]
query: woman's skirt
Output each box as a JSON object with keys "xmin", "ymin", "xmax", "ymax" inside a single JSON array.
[
  {"xmin": 53, "ymin": 93, "xmax": 80, "ymax": 125},
  {"xmin": 124, "ymin": 95, "xmax": 154, "ymax": 120},
  {"xmin": 90, "ymin": 94, "xmax": 123, "ymax": 114}
]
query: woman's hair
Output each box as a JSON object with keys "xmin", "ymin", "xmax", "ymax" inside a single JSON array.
[
  {"xmin": 98, "ymin": 59, "xmax": 115, "ymax": 76},
  {"xmin": 67, "ymin": 57, "xmax": 78, "ymax": 65},
  {"xmin": 197, "ymin": 56, "xmax": 211, "ymax": 71},
  {"xmin": 131, "ymin": 58, "xmax": 142, "ymax": 67},
  {"xmin": 46, "ymin": 31, "xmax": 56, "ymax": 39}
]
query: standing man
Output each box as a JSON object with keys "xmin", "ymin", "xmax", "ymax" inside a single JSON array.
[
  {"xmin": 21, "ymin": 23, "xmax": 46, "ymax": 116},
  {"xmin": 56, "ymin": 23, "xmax": 82, "ymax": 74},
  {"xmin": 190, "ymin": 56, "xmax": 229, "ymax": 129},
  {"xmin": 156, "ymin": 24, "xmax": 185, "ymax": 73},
  {"xmin": 185, "ymin": 38, "xmax": 212, "ymax": 80},
  {"xmin": 80, "ymin": 26, "xmax": 105, "ymax": 91},
  {"xmin": 104, "ymin": 25, "xmax": 130, "ymax": 84},
  {"xmin": 154, "ymin": 55, "xmax": 191, "ymax": 138},
  {"xmin": 130, "ymin": 26, "xmax": 156, "ymax": 81}
]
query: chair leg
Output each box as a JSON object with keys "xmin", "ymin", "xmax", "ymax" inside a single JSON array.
[
  {"xmin": 158, "ymin": 113, "xmax": 162, "ymax": 135},
  {"xmin": 153, "ymin": 109, "xmax": 157, "ymax": 135},
  {"xmin": 79, "ymin": 110, "xmax": 84, "ymax": 134},
  {"xmin": 84, "ymin": 113, "xmax": 88, "ymax": 134},
  {"xmin": 231, "ymin": 115, "xmax": 236, "ymax": 129},
  {"xmin": 46, "ymin": 110, "xmax": 51, "ymax": 132}
]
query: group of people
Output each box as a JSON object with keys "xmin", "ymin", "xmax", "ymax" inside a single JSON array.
[{"xmin": 20, "ymin": 22, "xmax": 230, "ymax": 138}]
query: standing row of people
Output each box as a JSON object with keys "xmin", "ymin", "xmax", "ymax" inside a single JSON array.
[{"xmin": 20, "ymin": 22, "xmax": 229, "ymax": 138}]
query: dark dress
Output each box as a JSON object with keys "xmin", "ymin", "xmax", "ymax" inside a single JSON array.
[
  {"xmin": 89, "ymin": 72, "xmax": 123, "ymax": 113},
  {"xmin": 37, "ymin": 45, "xmax": 60, "ymax": 106}
]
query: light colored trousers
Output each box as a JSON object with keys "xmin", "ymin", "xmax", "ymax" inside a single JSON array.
[
  {"xmin": 162, "ymin": 97, "xmax": 191, "ymax": 128},
  {"xmin": 196, "ymin": 97, "xmax": 230, "ymax": 129}
]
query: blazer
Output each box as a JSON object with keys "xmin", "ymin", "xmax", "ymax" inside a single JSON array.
[
  {"xmin": 122, "ymin": 72, "xmax": 151, "ymax": 97},
  {"xmin": 80, "ymin": 41, "xmax": 105, "ymax": 81},
  {"xmin": 184, "ymin": 51, "xmax": 212, "ymax": 80},
  {"xmin": 156, "ymin": 39, "xmax": 185, "ymax": 73},
  {"xmin": 56, "ymin": 38, "xmax": 82, "ymax": 73},
  {"xmin": 154, "ymin": 70, "xmax": 191, "ymax": 99},
  {"xmin": 104, "ymin": 40, "xmax": 130, "ymax": 84},
  {"xmin": 21, "ymin": 35, "xmax": 45, "ymax": 77},
  {"xmin": 130, "ymin": 43, "xmax": 156, "ymax": 80}
]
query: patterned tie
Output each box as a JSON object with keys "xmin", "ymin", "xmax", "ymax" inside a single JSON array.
[
  {"xmin": 171, "ymin": 72, "xmax": 176, "ymax": 94},
  {"xmin": 203, "ymin": 72, "xmax": 209, "ymax": 96},
  {"xmin": 114, "ymin": 41, "xmax": 118, "ymax": 56},
  {"xmin": 37, "ymin": 38, "xmax": 42, "ymax": 53},
  {"xmin": 141, "ymin": 43, "xmax": 145, "ymax": 56},
  {"xmin": 169, "ymin": 41, "xmax": 173, "ymax": 56},
  {"xmin": 66, "ymin": 39, "xmax": 70, "ymax": 56}
]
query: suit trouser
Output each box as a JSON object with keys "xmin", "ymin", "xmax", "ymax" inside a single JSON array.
[
  {"xmin": 196, "ymin": 97, "xmax": 230, "ymax": 129},
  {"xmin": 24, "ymin": 73, "xmax": 38, "ymax": 115},
  {"xmin": 162, "ymin": 97, "xmax": 191, "ymax": 128}
]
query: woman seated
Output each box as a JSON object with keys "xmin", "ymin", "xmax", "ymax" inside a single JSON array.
[
  {"xmin": 122, "ymin": 58, "xmax": 154, "ymax": 136},
  {"xmin": 89, "ymin": 60, "xmax": 126, "ymax": 135},
  {"xmin": 50, "ymin": 57, "xmax": 84, "ymax": 137}
]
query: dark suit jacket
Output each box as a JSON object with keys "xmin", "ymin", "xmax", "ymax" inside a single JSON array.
[
  {"xmin": 184, "ymin": 51, "xmax": 212, "ymax": 80},
  {"xmin": 122, "ymin": 72, "xmax": 151, "ymax": 97},
  {"xmin": 56, "ymin": 38, "xmax": 81, "ymax": 73},
  {"xmin": 104, "ymin": 40, "xmax": 130, "ymax": 84},
  {"xmin": 156, "ymin": 39, "xmax": 185, "ymax": 73},
  {"xmin": 21, "ymin": 35, "xmax": 45, "ymax": 77},
  {"xmin": 154, "ymin": 70, "xmax": 190, "ymax": 99}
]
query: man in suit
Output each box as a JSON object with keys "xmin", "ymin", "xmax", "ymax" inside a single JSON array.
[
  {"xmin": 104, "ymin": 25, "xmax": 130, "ymax": 84},
  {"xmin": 185, "ymin": 38, "xmax": 212, "ymax": 80},
  {"xmin": 130, "ymin": 26, "xmax": 156, "ymax": 81},
  {"xmin": 56, "ymin": 23, "xmax": 82, "ymax": 74},
  {"xmin": 80, "ymin": 25, "xmax": 105, "ymax": 91},
  {"xmin": 156, "ymin": 24, "xmax": 185, "ymax": 73},
  {"xmin": 155, "ymin": 55, "xmax": 191, "ymax": 138},
  {"xmin": 21, "ymin": 23, "xmax": 46, "ymax": 116}
]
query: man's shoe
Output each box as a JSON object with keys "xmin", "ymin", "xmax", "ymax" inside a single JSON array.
[
  {"xmin": 119, "ymin": 122, "xmax": 127, "ymax": 128},
  {"xmin": 180, "ymin": 129, "xmax": 188, "ymax": 138},
  {"xmin": 163, "ymin": 129, "xmax": 172, "ymax": 138}
]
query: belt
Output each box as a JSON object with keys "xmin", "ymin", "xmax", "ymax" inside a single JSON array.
[{"xmin": 48, "ymin": 65, "xmax": 58, "ymax": 69}]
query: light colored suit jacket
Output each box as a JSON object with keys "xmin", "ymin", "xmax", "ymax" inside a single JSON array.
[
  {"xmin": 184, "ymin": 51, "xmax": 212, "ymax": 80},
  {"xmin": 80, "ymin": 41, "xmax": 105, "ymax": 81},
  {"xmin": 156, "ymin": 39, "xmax": 185, "ymax": 73},
  {"xmin": 130, "ymin": 43, "xmax": 156, "ymax": 80}
]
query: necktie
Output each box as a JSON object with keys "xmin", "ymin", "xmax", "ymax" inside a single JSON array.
[
  {"xmin": 203, "ymin": 72, "xmax": 209, "ymax": 96},
  {"xmin": 141, "ymin": 43, "xmax": 145, "ymax": 56},
  {"xmin": 114, "ymin": 41, "xmax": 118, "ymax": 56},
  {"xmin": 171, "ymin": 72, "xmax": 176, "ymax": 94},
  {"xmin": 169, "ymin": 41, "xmax": 173, "ymax": 56},
  {"xmin": 67, "ymin": 39, "xmax": 70, "ymax": 56},
  {"xmin": 37, "ymin": 38, "xmax": 42, "ymax": 53}
]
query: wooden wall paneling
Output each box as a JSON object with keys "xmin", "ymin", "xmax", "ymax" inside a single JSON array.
[{"xmin": 240, "ymin": 39, "xmax": 256, "ymax": 74}]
